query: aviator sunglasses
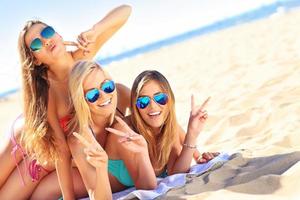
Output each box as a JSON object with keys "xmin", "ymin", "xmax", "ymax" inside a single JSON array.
[
  {"xmin": 85, "ymin": 80, "xmax": 116, "ymax": 103},
  {"xmin": 136, "ymin": 93, "xmax": 168, "ymax": 109},
  {"xmin": 29, "ymin": 26, "xmax": 55, "ymax": 52}
]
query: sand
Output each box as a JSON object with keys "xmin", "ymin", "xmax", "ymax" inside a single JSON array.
[{"xmin": 1, "ymin": 9, "xmax": 300, "ymax": 200}]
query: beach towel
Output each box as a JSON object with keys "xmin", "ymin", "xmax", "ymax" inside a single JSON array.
[{"xmin": 112, "ymin": 153, "xmax": 230, "ymax": 200}]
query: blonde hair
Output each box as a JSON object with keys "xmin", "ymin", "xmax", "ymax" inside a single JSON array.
[
  {"xmin": 19, "ymin": 20, "xmax": 58, "ymax": 164},
  {"xmin": 68, "ymin": 60, "xmax": 110, "ymax": 135},
  {"xmin": 130, "ymin": 70, "xmax": 178, "ymax": 171}
]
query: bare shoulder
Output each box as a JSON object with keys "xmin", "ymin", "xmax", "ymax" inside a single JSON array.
[{"xmin": 115, "ymin": 83, "xmax": 131, "ymax": 116}]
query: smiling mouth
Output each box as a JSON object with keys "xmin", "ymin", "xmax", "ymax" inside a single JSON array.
[
  {"xmin": 148, "ymin": 111, "xmax": 161, "ymax": 116},
  {"xmin": 98, "ymin": 98, "xmax": 112, "ymax": 107}
]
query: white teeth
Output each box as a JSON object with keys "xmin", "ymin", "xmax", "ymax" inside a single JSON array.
[
  {"xmin": 148, "ymin": 111, "xmax": 161, "ymax": 116},
  {"xmin": 99, "ymin": 99, "xmax": 111, "ymax": 107}
]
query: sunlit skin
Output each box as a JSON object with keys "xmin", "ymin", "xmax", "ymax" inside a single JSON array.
[
  {"xmin": 68, "ymin": 67, "xmax": 156, "ymax": 194},
  {"xmin": 25, "ymin": 24, "xmax": 68, "ymax": 66},
  {"xmin": 137, "ymin": 80, "xmax": 169, "ymax": 134},
  {"xmin": 136, "ymin": 79, "xmax": 220, "ymax": 175},
  {"xmin": 0, "ymin": 5, "xmax": 132, "ymax": 200},
  {"xmin": 83, "ymin": 69, "xmax": 118, "ymax": 118}
]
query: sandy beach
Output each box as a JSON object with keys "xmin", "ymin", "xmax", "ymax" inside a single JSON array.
[{"xmin": 1, "ymin": 8, "xmax": 300, "ymax": 200}]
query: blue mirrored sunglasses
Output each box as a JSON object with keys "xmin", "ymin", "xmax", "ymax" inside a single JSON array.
[
  {"xmin": 29, "ymin": 26, "xmax": 55, "ymax": 52},
  {"xmin": 136, "ymin": 93, "xmax": 168, "ymax": 109},
  {"xmin": 85, "ymin": 80, "xmax": 116, "ymax": 103}
]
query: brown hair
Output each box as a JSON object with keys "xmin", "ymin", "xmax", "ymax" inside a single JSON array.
[
  {"xmin": 19, "ymin": 20, "xmax": 57, "ymax": 164},
  {"xmin": 130, "ymin": 70, "xmax": 178, "ymax": 171}
]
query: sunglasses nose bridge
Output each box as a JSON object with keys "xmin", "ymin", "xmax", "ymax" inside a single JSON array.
[
  {"xmin": 148, "ymin": 98, "xmax": 159, "ymax": 108},
  {"xmin": 43, "ymin": 37, "xmax": 52, "ymax": 47}
]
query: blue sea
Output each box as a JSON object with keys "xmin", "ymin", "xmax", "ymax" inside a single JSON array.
[{"xmin": 1, "ymin": 0, "xmax": 300, "ymax": 99}]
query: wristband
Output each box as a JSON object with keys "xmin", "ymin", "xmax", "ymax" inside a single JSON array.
[{"xmin": 183, "ymin": 143, "xmax": 197, "ymax": 149}]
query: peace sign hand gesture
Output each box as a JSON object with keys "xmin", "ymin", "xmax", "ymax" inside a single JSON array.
[
  {"xmin": 63, "ymin": 41, "xmax": 90, "ymax": 53},
  {"xmin": 105, "ymin": 116, "xmax": 148, "ymax": 156},
  {"xmin": 73, "ymin": 127, "xmax": 108, "ymax": 169},
  {"xmin": 187, "ymin": 96, "xmax": 210, "ymax": 138}
]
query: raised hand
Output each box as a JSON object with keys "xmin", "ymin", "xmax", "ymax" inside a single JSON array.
[
  {"xmin": 76, "ymin": 28, "xmax": 97, "ymax": 55},
  {"xmin": 105, "ymin": 116, "xmax": 148, "ymax": 155},
  {"xmin": 73, "ymin": 128, "xmax": 108, "ymax": 168},
  {"xmin": 187, "ymin": 95, "xmax": 210, "ymax": 137},
  {"xmin": 63, "ymin": 40, "xmax": 89, "ymax": 53}
]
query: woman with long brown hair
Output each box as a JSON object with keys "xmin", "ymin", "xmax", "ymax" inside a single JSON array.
[
  {"xmin": 0, "ymin": 5, "xmax": 132, "ymax": 199},
  {"xmin": 108, "ymin": 70, "xmax": 219, "ymax": 177}
]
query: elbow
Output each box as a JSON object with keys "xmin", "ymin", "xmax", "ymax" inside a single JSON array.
[
  {"xmin": 117, "ymin": 4, "xmax": 132, "ymax": 20},
  {"xmin": 136, "ymin": 179, "xmax": 157, "ymax": 190},
  {"xmin": 147, "ymin": 181, "xmax": 157, "ymax": 190},
  {"xmin": 120, "ymin": 4, "xmax": 132, "ymax": 14},
  {"xmin": 168, "ymin": 168, "xmax": 190, "ymax": 176}
]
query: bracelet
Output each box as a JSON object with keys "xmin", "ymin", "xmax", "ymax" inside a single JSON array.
[{"xmin": 183, "ymin": 143, "xmax": 197, "ymax": 149}]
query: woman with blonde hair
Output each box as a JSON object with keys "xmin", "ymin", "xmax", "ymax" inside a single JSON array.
[
  {"xmin": 67, "ymin": 61, "xmax": 156, "ymax": 195},
  {"xmin": 108, "ymin": 70, "xmax": 219, "ymax": 177},
  {"xmin": 0, "ymin": 5, "xmax": 132, "ymax": 199}
]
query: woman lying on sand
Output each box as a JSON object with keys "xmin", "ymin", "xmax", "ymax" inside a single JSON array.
[
  {"xmin": 67, "ymin": 61, "xmax": 156, "ymax": 199},
  {"xmin": 106, "ymin": 70, "xmax": 219, "ymax": 177}
]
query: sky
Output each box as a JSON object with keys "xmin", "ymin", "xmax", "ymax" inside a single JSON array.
[{"xmin": 0, "ymin": 0, "xmax": 277, "ymax": 93}]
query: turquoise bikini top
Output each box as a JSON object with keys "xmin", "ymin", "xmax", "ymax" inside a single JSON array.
[
  {"xmin": 108, "ymin": 159, "xmax": 168, "ymax": 187},
  {"xmin": 108, "ymin": 159, "xmax": 134, "ymax": 187}
]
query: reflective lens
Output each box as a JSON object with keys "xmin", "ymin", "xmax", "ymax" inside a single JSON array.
[
  {"xmin": 29, "ymin": 26, "xmax": 55, "ymax": 52},
  {"xmin": 85, "ymin": 80, "xmax": 115, "ymax": 103},
  {"xmin": 85, "ymin": 88, "xmax": 100, "ymax": 103},
  {"xmin": 101, "ymin": 80, "xmax": 115, "ymax": 93},
  {"xmin": 136, "ymin": 93, "xmax": 168, "ymax": 109},
  {"xmin": 30, "ymin": 38, "xmax": 43, "ymax": 52},
  {"xmin": 153, "ymin": 93, "xmax": 168, "ymax": 105},
  {"xmin": 41, "ymin": 26, "xmax": 55, "ymax": 39},
  {"xmin": 136, "ymin": 96, "xmax": 151, "ymax": 109}
]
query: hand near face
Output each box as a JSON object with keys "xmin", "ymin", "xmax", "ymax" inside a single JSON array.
[
  {"xmin": 63, "ymin": 40, "xmax": 89, "ymax": 53},
  {"xmin": 105, "ymin": 116, "xmax": 148, "ymax": 155},
  {"xmin": 187, "ymin": 95, "xmax": 210, "ymax": 138},
  {"xmin": 73, "ymin": 127, "xmax": 108, "ymax": 169},
  {"xmin": 76, "ymin": 28, "xmax": 97, "ymax": 55}
]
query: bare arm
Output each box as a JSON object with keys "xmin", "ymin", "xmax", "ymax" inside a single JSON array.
[
  {"xmin": 106, "ymin": 117, "xmax": 157, "ymax": 189},
  {"xmin": 72, "ymin": 4, "xmax": 132, "ymax": 60},
  {"xmin": 47, "ymin": 92, "xmax": 74, "ymax": 200},
  {"xmin": 178, "ymin": 125, "xmax": 201, "ymax": 161},
  {"xmin": 167, "ymin": 96, "xmax": 210, "ymax": 175},
  {"xmin": 68, "ymin": 130, "xmax": 112, "ymax": 200},
  {"xmin": 116, "ymin": 83, "xmax": 131, "ymax": 116}
]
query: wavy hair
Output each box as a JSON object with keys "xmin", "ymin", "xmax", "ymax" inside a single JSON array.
[
  {"xmin": 19, "ymin": 20, "xmax": 58, "ymax": 164},
  {"xmin": 68, "ymin": 60, "xmax": 112, "ymax": 135},
  {"xmin": 130, "ymin": 70, "xmax": 178, "ymax": 171}
]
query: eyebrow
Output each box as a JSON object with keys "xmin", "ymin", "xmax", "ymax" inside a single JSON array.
[
  {"xmin": 84, "ymin": 79, "xmax": 110, "ymax": 92},
  {"xmin": 138, "ymin": 91, "xmax": 163, "ymax": 97}
]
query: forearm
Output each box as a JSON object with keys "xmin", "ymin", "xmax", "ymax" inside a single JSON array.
[
  {"xmin": 56, "ymin": 151, "xmax": 75, "ymax": 200},
  {"xmin": 134, "ymin": 153, "xmax": 157, "ymax": 189},
  {"xmin": 92, "ymin": 5, "xmax": 132, "ymax": 35},
  {"xmin": 179, "ymin": 129, "xmax": 201, "ymax": 161},
  {"xmin": 91, "ymin": 167, "xmax": 112, "ymax": 200},
  {"xmin": 169, "ymin": 134, "xmax": 197, "ymax": 175}
]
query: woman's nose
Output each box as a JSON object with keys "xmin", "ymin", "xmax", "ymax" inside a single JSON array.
[
  {"xmin": 43, "ymin": 38, "xmax": 52, "ymax": 47},
  {"xmin": 148, "ymin": 98, "xmax": 159, "ymax": 109}
]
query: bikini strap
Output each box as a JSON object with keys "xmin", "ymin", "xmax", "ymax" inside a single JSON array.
[{"xmin": 10, "ymin": 114, "xmax": 28, "ymax": 186}]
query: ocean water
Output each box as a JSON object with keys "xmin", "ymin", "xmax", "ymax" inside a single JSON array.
[{"xmin": 1, "ymin": 0, "xmax": 300, "ymax": 99}]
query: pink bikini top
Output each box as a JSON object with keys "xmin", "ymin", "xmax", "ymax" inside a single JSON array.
[{"xmin": 11, "ymin": 114, "xmax": 71, "ymax": 186}]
